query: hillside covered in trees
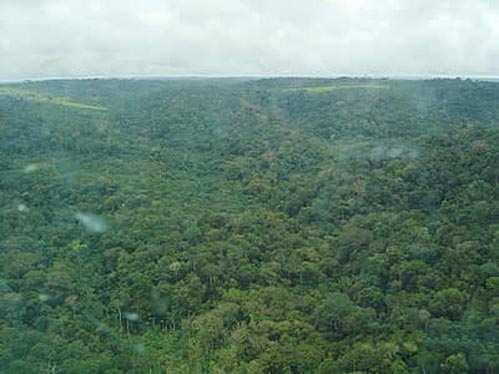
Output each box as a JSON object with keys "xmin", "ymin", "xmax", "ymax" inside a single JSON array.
[{"xmin": 0, "ymin": 77, "xmax": 498, "ymax": 373}]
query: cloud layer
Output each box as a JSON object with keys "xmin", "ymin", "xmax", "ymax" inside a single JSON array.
[{"xmin": 1, "ymin": 0, "xmax": 498, "ymax": 79}]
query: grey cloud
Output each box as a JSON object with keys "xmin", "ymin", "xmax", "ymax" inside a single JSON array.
[{"xmin": 0, "ymin": 0, "xmax": 498, "ymax": 79}]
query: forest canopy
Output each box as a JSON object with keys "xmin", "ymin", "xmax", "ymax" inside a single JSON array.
[{"xmin": 0, "ymin": 77, "xmax": 498, "ymax": 373}]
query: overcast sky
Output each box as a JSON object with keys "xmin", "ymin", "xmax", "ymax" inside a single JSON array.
[{"xmin": 1, "ymin": 0, "xmax": 498, "ymax": 80}]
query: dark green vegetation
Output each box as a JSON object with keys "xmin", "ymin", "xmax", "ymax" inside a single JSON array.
[{"xmin": 1, "ymin": 77, "xmax": 498, "ymax": 373}]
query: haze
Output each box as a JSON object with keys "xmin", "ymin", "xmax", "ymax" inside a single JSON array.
[{"xmin": 1, "ymin": 0, "xmax": 498, "ymax": 80}]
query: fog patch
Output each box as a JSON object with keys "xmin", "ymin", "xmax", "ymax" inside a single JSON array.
[
  {"xmin": 333, "ymin": 139, "xmax": 420, "ymax": 162},
  {"xmin": 370, "ymin": 143, "xmax": 420, "ymax": 160}
]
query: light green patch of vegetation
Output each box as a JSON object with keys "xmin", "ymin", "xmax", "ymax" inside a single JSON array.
[
  {"xmin": 284, "ymin": 84, "xmax": 390, "ymax": 93},
  {"xmin": 0, "ymin": 87, "xmax": 108, "ymax": 111}
]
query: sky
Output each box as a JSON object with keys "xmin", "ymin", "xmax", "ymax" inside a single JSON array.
[{"xmin": 1, "ymin": 0, "xmax": 498, "ymax": 80}]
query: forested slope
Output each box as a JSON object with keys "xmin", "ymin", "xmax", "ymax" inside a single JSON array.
[{"xmin": 0, "ymin": 78, "xmax": 498, "ymax": 373}]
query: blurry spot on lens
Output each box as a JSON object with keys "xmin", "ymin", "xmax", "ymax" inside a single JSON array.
[
  {"xmin": 125, "ymin": 312, "xmax": 139, "ymax": 321},
  {"xmin": 74, "ymin": 212, "xmax": 108, "ymax": 234},
  {"xmin": 17, "ymin": 203, "xmax": 29, "ymax": 212},
  {"xmin": 23, "ymin": 163, "xmax": 40, "ymax": 173}
]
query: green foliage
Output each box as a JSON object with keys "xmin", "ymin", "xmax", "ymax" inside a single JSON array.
[{"xmin": 0, "ymin": 77, "xmax": 498, "ymax": 373}]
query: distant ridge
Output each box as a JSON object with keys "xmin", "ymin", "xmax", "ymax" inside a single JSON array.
[{"xmin": 1, "ymin": 74, "xmax": 499, "ymax": 84}]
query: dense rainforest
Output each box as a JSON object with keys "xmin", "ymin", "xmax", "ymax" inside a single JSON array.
[{"xmin": 0, "ymin": 77, "xmax": 498, "ymax": 373}]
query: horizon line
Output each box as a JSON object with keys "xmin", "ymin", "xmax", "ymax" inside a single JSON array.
[{"xmin": 1, "ymin": 73, "xmax": 499, "ymax": 83}]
